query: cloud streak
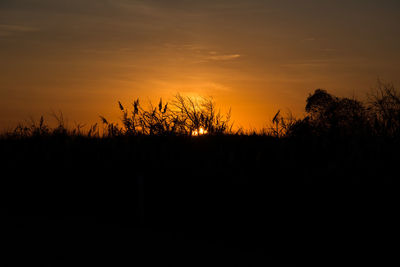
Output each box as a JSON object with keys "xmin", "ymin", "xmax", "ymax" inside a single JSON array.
[
  {"xmin": 0, "ymin": 24, "xmax": 38, "ymax": 36},
  {"xmin": 207, "ymin": 54, "xmax": 241, "ymax": 61}
]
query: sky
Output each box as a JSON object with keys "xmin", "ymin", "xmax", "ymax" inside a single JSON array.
[{"xmin": 1, "ymin": 0, "xmax": 400, "ymax": 130}]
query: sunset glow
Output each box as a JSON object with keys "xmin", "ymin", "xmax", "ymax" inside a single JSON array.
[
  {"xmin": 199, "ymin": 128, "xmax": 207, "ymax": 135},
  {"xmin": 2, "ymin": 2, "xmax": 399, "ymax": 264},
  {"xmin": 1, "ymin": 1, "xmax": 399, "ymax": 131},
  {"xmin": 192, "ymin": 127, "xmax": 208, "ymax": 136}
]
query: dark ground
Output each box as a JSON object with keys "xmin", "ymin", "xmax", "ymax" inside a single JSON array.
[{"xmin": 1, "ymin": 135, "xmax": 397, "ymax": 266}]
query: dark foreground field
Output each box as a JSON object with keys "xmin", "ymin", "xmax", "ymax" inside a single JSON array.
[{"xmin": 1, "ymin": 134, "xmax": 397, "ymax": 266}]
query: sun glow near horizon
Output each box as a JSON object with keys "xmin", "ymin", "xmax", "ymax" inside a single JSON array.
[{"xmin": 192, "ymin": 127, "xmax": 208, "ymax": 136}]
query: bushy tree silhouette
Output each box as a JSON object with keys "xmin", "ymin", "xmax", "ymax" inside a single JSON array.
[
  {"xmin": 283, "ymin": 89, "xmax": 373, "ymax": 138},
  {"xmin": 304, "ymin": 89, "xmax": 368, "ymax": 136}
]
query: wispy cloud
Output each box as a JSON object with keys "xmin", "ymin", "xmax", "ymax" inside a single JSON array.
[
  {"xmin": 303, "ymin": 37, "xmax": 316, "ymax": 42},
  {"xmin": 281, "ymin": 59, "xmax": 336, "ymax": 69},
  {"xmin": 0, "ymin": 24, "xmax": 39, "ymax": 36},
  {"xmin": 192, "ymin": 53, "xmax": 241, "ymax": 64},
  {"xmin": 163, "ymin": 44, "xmax": 241, "ymax": 63},
  {"xmin": 207, "ymin": 54, "xmax": 241, "ymax": 61}
]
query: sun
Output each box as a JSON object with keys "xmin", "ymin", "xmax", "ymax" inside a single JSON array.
[{"xmin": 192, "ymin": 127, "xmax": 208, "ymax": 136}]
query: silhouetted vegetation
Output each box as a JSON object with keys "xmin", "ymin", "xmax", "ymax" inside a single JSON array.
[
  {"xmin": 264, "ymin": 80, "xmax": 400, "ymax": 141},
  {"xmin": 4, "ymin": 80, "xmax": 399, "ymax": 140},
  {"xmin": 3, "ymin": 81, "xmax": 398, "ymax": 266},
  {"xmin": 97, "ymin": 94, "xmax": 233, "ymax": 137}
]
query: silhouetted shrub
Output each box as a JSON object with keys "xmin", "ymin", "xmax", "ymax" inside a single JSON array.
[
  {"xmin": 368, "ymin": 80, "xmax": 400, "ymax": 137},
  {"xmin": 266, "ymin": 110, "xmax": 298, "ymax": 137},
  {"xmin": 100, "ymin": 94, "xmax": 232, "ymax": 136},
  {"xmin": 171, "ymin": 94, "xmax": 232, "ymax": 135}
]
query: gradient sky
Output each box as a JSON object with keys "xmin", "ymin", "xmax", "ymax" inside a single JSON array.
[{"xmin": 1, "ymin": 0, "xmax": 400, "ymax": 130}]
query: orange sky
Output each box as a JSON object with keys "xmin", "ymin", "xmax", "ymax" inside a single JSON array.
[{"xmin": 1, "ymin": 0, "xmax": 400, "ymax": 131}]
